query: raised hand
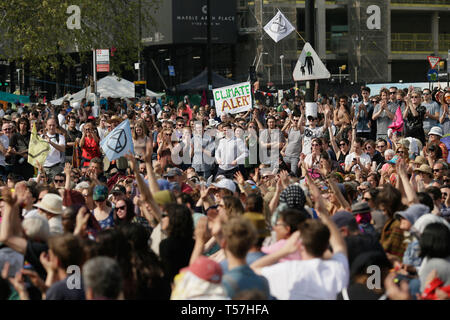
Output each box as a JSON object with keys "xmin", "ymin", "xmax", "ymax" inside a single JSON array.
[
  {"xmin": 234, "ymin": 171, "xmax": 245, "ymax": 186},
  {"xmin": 124, "ymin": 152, "xmax": 137, "ymax": 172},
  {"xmin": 64, "ymin": 162, "xmax": 72, "ymax": 176},
  {"xmin": 143, "ymin": 137, "xmax": 154, "ymax": 163},
  {"xmin": 194, "ymin": 216, "xmax": 211, "ymax": 243},
  {"xmin": 74, "ymin": 206, "xmax": 90, "ymax": 237},
  {"xmin": 39, "ymin": 251, "xmax": 58, "ymax": 274},
  {"xmin": 281, "ymin": 231, "xmax": 302, "ymax": 255}
]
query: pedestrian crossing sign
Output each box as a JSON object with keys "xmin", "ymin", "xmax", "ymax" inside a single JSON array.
[{"xmin": 293, "ymin": 42, "xmax": 330, "ymax": 81}]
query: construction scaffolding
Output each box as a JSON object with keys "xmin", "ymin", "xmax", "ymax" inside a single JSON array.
[
  {"xmin": 238, "ymin": 0, "xmax": 298, "ymax": 86},
  {"xmin": 347, "ymin": 0, "xmax": 390, "ymax": 83}
]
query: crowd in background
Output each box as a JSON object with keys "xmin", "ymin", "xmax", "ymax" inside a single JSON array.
[{"xmin": 0, "ymin": 84, "xmax": 450, "ymax": 300}]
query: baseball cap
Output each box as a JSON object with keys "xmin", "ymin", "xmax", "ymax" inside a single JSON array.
[
  {"xmin": 111, "ymin": 185, "xmax": 126, "ymax": 194},
  {"xmin": 92, "ymin": 185, "xmax": 108, "ymax": 201},
  {"xmin": 212, "ymin": 178, "xmax": 236, "ymax": 193},
  {"xmin": 180, "ymin": 256, "xmax": 222, "ymax": 284},
  {"xmin": 164, "ymin": 168, "xmax": 183, "ymax": 178},
  {"xmin": 153, "ymin": 190, "xmax": 174, "ymax": 206},
  {"xmin": 331, "ymin": 211, "xmax": 357, "ymax": 228}
]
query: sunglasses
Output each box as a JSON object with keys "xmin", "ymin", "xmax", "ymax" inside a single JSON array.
[
  {"xmin": 433, "ymin": 169, "xmax": 442, "ymax": 172},
  {"xmin": 54, "ymin": 179, "xmax": 65, "ymax": 183},
  {"xmin": 389, "ymin": 92, "xmax": 396, "ymax": 95},
  {"xmin": 377, "ymin": 145, "xmax": 386, "ymax": 148},
  {"xmin": 363, "ymin": 197, "xmax": 371, "ymax": 201},
  {"xmin": 339, "ymin": 143, "xmax": 346, "ymax": 147},
  {"xmin": 161, "ymin": 213, "xmax": 168, "ymax": 218},
  {"xmin": 312, "ymin": 144, "xmax": 320, "ymax": 147},
  {"xmin": 115, "ymin": 206, "xmax": 126, "ymax": 211},
  {"xmin": 411, "ymin": 96, "xmax": 420, "ymax": 98}
]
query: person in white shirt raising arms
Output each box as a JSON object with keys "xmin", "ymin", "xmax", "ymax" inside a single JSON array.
[{"xmin": 215, "ymin": 122, "xmax": 248, "ymax": 179}]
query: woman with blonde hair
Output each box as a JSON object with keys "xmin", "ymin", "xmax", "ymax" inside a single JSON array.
[{"xmin": 132, "ymin": 120, "xmax": 149, "ymax": 160}]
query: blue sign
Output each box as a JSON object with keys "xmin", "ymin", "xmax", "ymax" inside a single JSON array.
[
  {"xmin": 168, "ymin": 65, "xmax": 175, "ymax": 77},
  {"xmin": 427, "ymin": 69, "xmax": 438, "ymax": 81}
]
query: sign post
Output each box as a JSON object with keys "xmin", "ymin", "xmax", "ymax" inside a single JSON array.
[
  {"xmin": 96, "ymin": 49, "xmax": 110, "ymax": 72},
  {"xmin": 134, "ymin": 81, "xmax": 147, "ymax": 99}
]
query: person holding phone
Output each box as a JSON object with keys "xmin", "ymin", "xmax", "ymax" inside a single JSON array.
[{"xmin": 79, "ymin": 122, "xmax": 101, "ymax": 168}]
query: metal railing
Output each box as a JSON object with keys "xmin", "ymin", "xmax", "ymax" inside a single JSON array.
[
  {"xmin": 391, "ymin": 33, "xmax": 450, "ymax": 53},
  {"xmin": 296, "ymin": 32, "xmax": 449, "ymax": 55},
  {"xmin": 391, "ymin": 0, "xmax": 450, "ymax": 5}
]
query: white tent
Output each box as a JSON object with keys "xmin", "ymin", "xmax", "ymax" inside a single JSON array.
[{"xmin": 51, "ymin": 75, "xmax": 163, "ymax": 105}]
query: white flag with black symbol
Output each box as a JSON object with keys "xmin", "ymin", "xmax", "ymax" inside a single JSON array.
[
  {"xmin": 264, "ymin": 10, "xmax": 296, "ymax": 43},
  {"xmin": 100, "ymin": 119, "xmax": 134, "ymax": 161}
]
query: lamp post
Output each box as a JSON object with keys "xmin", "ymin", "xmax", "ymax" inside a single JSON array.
[{"xmin": 280, "ymin": 55, "xmax": 284, "ymax": 86}]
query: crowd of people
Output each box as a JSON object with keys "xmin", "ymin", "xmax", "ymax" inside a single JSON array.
[{"xmin": 0, "ymin": 84, "xmax": 449, "ymax": 300}]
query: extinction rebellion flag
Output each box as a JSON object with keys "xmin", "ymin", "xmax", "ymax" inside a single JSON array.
[
  {"xmin": 264, "ymin": 10, "xmax": 296, "ymax": 43},
  {"xmin": 213, "ymin": 82, "xmax": 252, "ymax": 117},
  {"xmin": 28, "ymin": 123, "xmax": 50, "ymax": 168}
]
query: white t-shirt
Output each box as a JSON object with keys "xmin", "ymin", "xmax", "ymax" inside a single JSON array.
[
  {"xmin": 0, "ymin": 134, "xmax": 9, "ymax": 166},
  {"xmin": 344, "ymin": 152, "xmax": 371, "ymax": 172},
  {"xmin": 57, "ymin": 113, "xmax": 66, "ymax": 128},
  {"xmin": 260, "ymin": 253, "xmax": 349, "ymax": 300},
  {"xmin": 42, "ymin": 133, "xmax": 65, "ymax": 167},
  {"xmin": 302, "ymin": 125, "xmax": 324, "ymax": 155}
]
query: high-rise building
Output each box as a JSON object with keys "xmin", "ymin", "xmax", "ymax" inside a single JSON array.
[{"xmin": 236, "ymin": 0, "xmax": 449, "ymax": 85}]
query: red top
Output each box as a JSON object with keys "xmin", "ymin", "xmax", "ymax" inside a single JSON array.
[{"xmin": 81, "ymin": 136, "xmax": 101, "ymax": 165}]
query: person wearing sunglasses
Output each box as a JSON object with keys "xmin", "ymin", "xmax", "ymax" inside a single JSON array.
[
  {"xmin": 403, "ymin": 90, "xmax": 426, "ymax": 145},
  {"xmin": 432, "ymin": 160, "xmax": 448, "ymax": 186}
]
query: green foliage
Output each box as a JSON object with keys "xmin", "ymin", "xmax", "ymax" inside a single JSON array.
[{"xmin": 0, "ymin": 0, "xmax": 160, "ymax": 77}]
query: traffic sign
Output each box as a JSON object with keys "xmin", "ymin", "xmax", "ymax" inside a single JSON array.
[
  {"xmin": 134, "ymin": 81, "xmax": 147, "ymax": 98},
  {"xmin": 293, "ymin": 42, "xmax": 330, "ymax": 81},
  {"xmin": 427, "ymin": 69, "xmax": 438, "ymax": 82},
  {"xmin": 168, "ymin": 65, "xmax": 175, "ymax": 77},
  {"xmin": 427, "ymin": 56, "xmax": 440, "ymax": 69}
]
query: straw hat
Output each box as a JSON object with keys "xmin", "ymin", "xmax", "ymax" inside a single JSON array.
[
  {"xmin": 414, "ymin": 164, "xmax": 432, "ymax": 175},
  {"xmin": 107, "ymin": 115, "xmax": 122, "ymax": 124},
  {"xmin": 33, "ymin": 194, "xmax": 64, "ymax": 215}
]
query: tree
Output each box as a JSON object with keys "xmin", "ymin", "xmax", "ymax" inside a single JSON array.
[{"xmin": 0, "ymin": 0, "xmax": 160, "ymax": 78}]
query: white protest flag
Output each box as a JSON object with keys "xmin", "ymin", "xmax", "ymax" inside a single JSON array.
[
  {"xmin": 100, "ymin": 119, "xmax": 134, "ymax": 161},
  {"xmin": 264, "ymin": 10, "xmax": 296, "ymax": 43}
]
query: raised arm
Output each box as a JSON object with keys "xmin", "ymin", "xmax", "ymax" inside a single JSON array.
[
  {"xmin": 125, "ymin": 153, "xmax": 163, "ymax": 222},
  {"xmin": 397, "ymin": 160, "xmax": 418, "ymax": 205},
  {"xmin": 143, "ymin": 138, "xmax": 160, "ymax": 194},
  {"xmin": 0, "ymin": 188, "xmax": 27, "ymax": 255}
]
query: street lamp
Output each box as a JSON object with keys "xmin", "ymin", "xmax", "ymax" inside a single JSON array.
[{"xmin": 280, "ymin": 55, "xmax": 285, "ymax": 86}]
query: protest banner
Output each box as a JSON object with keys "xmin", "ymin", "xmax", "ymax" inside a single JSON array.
[
  {"xmin": 28, "ymin": 123, "xmax": 50, "ymax": 168},
  {"xmin": 213, "ymin": 82, "xmax": 252, "ymax": 116}
]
